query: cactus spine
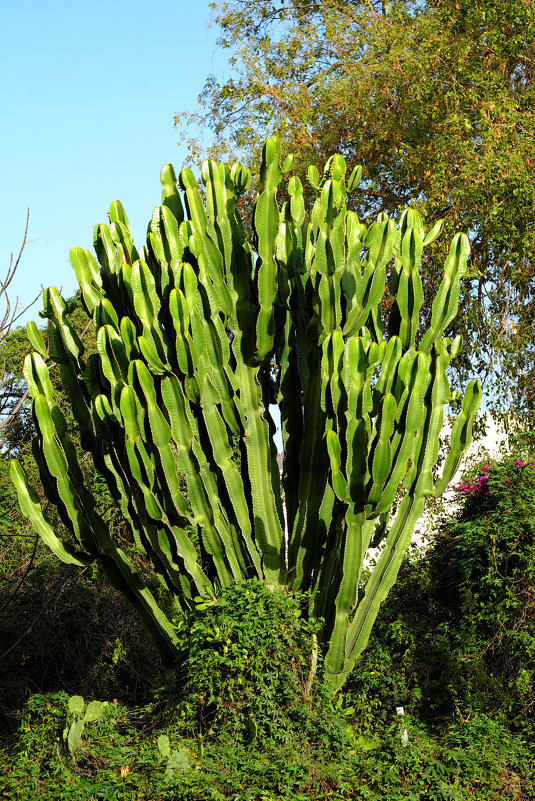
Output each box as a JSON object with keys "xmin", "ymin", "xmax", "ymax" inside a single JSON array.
[{"xmin": 11, "ymin": 139, "xmax": 481, "ymax": 693}]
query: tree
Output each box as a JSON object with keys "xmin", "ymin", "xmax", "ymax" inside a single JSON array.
[
  {"xmin": 11, "ymin": 141, "xmax": 480, "ymax": 693},
  {"xmin": 178, "ymin": 0, "xmax": 535, "ymax": 410}
]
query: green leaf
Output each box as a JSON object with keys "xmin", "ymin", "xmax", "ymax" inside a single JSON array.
[{"xmin": 83, "ymin": 700, "xmax": 105, "ymax": 723}]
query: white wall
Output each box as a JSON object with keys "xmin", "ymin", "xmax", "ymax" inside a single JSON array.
[{"xmin": 414, "ymin": 413, "xmax": 508, "ymax": 548}]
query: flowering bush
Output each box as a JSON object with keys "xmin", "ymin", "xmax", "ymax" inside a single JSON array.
[
  {"xmin": 455, "ymin": 458, "xmax": 534, "ymax": 499},
  {"xmin": 348, "ymin": 452, "xmax": 535, "ymax": 731},
  {"xmin": 455, "ymin": 464, "xmax": 491, "ymax": 497}
]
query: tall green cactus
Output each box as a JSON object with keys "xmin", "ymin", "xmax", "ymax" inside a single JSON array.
[{"xmin": 11, "ymin": 139, "xmax": 481, "ymax": 693}]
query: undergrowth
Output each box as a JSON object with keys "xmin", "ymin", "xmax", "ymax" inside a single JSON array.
[
  {"xmin": 1, "ymin": 690, "xmax": 531, "ymax": 800},
  {"xmin": 1, "ymin": 452, "xmax": 535, "ymax": 799}
]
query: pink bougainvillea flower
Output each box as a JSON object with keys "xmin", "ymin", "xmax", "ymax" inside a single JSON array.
[{"xmin": 456, "ymin": 471, "xmax": 490, "ymax": 497}]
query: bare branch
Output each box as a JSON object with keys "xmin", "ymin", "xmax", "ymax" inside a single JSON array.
[
  {"xmin": 0, "ymin": 210, "xmax": 45, "ymax": 436},
  {"xmin": 0, "ymin": 565, "xmax": 75, "ymax": 662},
  {"xmin": 0, "ymin": 387, "xmax": 30, "ymax": 434},
  {"xmin": 0, "ymin": 208, "xmax": 42, "ymax": 341}
]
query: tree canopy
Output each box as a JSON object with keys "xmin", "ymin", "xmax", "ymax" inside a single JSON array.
[{"xmin": 178, "ymin": 0, "xmax": 535, "ymax": 411}]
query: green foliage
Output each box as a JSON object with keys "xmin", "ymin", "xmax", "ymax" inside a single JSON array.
[
  {"xmin": 167, "ymin": 580, "xmax": 328, "ymax": 746},
  {"xmin": 0, "ymin": 327, "xmax": 34, "ymax": 457},
  {"xmin": 2, "ymin": 686, "xmax": 533, "ymax": 800},
  {"xmin": 62, "ymin": 696, "xmax": 107, "ymax": 760},
  {"xmin": 11, "ymin": 141, "xmax": 480, "ymax": 693},
  {"xmin": 347, "ymin": 451, "xmax": 535, "ymax": 730},
  {"xmin": 183, "ymin": 0, "xmax": 535, "ymax": 411},
  {"xmin": 0, "ymin": 545, "xmax": 161, "ymax": 722}
]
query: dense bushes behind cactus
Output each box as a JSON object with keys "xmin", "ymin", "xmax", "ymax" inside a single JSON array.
[{"xmin": 347, "ymin": 450, "xmax": 535, "ymax": 731}]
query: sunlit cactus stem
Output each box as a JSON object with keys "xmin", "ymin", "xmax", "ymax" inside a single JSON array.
[{"xmin": 11, "ymin": 138, "xmax": 481, "ymax": 693}]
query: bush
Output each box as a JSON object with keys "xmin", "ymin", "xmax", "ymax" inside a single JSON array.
[
  {"xmin": 161, "ymin": 580, "xmax": 337, "ymax": 748},
  {"xmin": 0, "ymin": 537, "xmax": 161, "ymax": 726},
  {"xmin": 347, "ymin": 452, "xmax": 535, "ymax": 731}
]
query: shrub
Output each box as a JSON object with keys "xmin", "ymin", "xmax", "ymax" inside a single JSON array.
[
  {"xmin": 347, "ymin": 452, "xmax": 535, "ymax": 731},
  {"xmin": 159, "ymin": 580, "xmax": 337, "ymax": 748}
]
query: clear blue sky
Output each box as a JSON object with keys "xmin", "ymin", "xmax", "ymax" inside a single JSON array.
[{"xmin": 0, "ymin": 0, "xmax": 226, "ymax": 326}]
